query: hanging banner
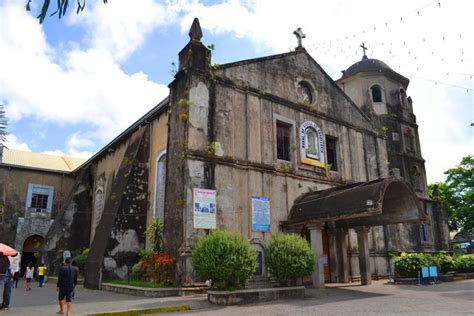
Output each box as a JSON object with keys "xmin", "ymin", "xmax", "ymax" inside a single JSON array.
[
  {"xmin": 193, "ymin": 188, "xmax": 217, "ymax": 229},
  {"xmin": 252, "ymin": 196, "xmax": 270, "ymax": 232}
]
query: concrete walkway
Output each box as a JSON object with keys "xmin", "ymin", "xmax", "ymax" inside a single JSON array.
[
  {"xmin": 1, "ymin": 279, "xmax": 473, "ymax": 315},
  {"xmin": 1, "ymin": 280, "xmax": 210, "ymax": 315}
]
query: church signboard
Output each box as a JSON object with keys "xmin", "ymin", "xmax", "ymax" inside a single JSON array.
[
  {"xmin": 300, "ymin": 120, "xmax": 325, "ymax": 168},
  {"xmin": 251, "ymin": 196, "xmax": 270, "ymax": 232},
  {"xmin": 193, "ymin": 188, "xmax": 216, "ymax": 229}
]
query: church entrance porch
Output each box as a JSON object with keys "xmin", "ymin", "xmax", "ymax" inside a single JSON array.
[
  {"xmin": 283, "ymin": 176, "xmax": 427, "ymax": 288},
  {"xmin": 21, "ymin": 235, "xmax": 44, "ymax": 275}
]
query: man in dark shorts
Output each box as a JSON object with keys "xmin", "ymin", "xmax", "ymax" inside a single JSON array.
[{"xmin": 56, "ymin": 257, "xmax": 77, "ymax": 315}]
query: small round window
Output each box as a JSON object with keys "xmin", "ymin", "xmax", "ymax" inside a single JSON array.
[{"xmin": 296, "ymin": 82, "xmax": 313, "ymax": 105}]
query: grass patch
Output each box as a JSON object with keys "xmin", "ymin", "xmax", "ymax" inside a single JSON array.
[
  {"xmin": 88, "ymin": 305, "xmax": 191, "ymax": 316},
  {"xmin": 106, "ymin": 279, "xmax": 163, "ymax": 288}
]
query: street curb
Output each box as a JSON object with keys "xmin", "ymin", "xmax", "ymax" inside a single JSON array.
[{"xmin": 86, "ymin": 305, "xmax": 191, "ymax": 315}]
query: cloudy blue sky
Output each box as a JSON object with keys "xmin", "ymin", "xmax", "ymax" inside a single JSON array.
[{"xmin": 0, "ymin": 0, "xmax": 472, "ymax": 182}]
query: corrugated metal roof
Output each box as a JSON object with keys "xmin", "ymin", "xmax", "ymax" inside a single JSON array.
[{"xmin": 0, "ymin": 148, "xmax": 86, "ymax": 172}]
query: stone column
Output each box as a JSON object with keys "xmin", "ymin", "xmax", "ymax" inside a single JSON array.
[
  {"xmin": 327, "ymin": 228, "xmax": 339, "ymax": 283},
  {"xmin": 307, "ymin": 222, "xmax": 325, "ymax": 289},
  {"xmin": 336, "ymin": 228, "xmax": 350, "ymax": 283},
  {"xmin": 355, "ymin": 226, "xmax": 371, "ymax": 285}
]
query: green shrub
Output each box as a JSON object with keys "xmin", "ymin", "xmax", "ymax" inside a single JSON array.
[
  {"xmin": 265, "ymin": 233, "xmax": 315, "ymax": 283},
  {"xmin": 454, "ymin": 254, "xmax": 474, "ymax": 272},
  {"xmin": 145, "ymin": 219, "xmax": 164, "ymax": 253},
  {"xmin": 137, "ymin": 248, "xmax": 150, "ymax": 260},
  {"xmin": 72, "ymin": 254, "xmax": 87, "ymax": 274},
  {"xmin": 141, "ymin": 253, "xmax": 176, "ymax": 286},
  {"xmin": 192, "ymin": 230, "xmax": 257, "ymax": 290},
  {"xmin": 131, "ymin": 261, "xmax": 147, "ymax": 281},
  {"xmin": 393, "ymin": 252, "xmax": 432, "ymax": 277},
  {"xmin": 433, "ymin": 252, "xmax": 455, "ymax": 273}
]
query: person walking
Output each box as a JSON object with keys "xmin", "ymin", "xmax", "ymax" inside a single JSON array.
[
  {"xmin": 24, "ymin": 262, "xmax": 34, "ymax": 291},
  {"xmin": 70, "ymin": 261, "xmax": 79, "ymax": 298},
  {"xmin": 0, "ymin": 259, "xmax": 14, "ymax": 311},
  {"xmin": 37, "ymin": 263, "xmax": 47, "ymax": 287},
  {"xmin": 8, "ymin": 254, "xmax": 20, "ymax": 289},
  {"xmin": 57, "ymin": 257, "xmax": 77, "ymax": 316}
]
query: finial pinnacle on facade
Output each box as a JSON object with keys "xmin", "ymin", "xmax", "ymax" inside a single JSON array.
[{"xmin": 189, "ymin": 18, "xmax": 203, "ymax": 42}]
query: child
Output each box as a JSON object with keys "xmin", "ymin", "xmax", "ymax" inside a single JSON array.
[
  {"xmin": 24, "ymin": 262, "xmax": 34, "ymax": 291},
  {"xmin": 37, "ymin": 263, "xmax": 47, "ymax": 287}
]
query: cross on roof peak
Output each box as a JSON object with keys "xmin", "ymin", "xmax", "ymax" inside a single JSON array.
[
  {"xmin": 360, "ymin": 42, "xmax": 368, "ymax": 59},
  {"xmin": 293, "ymin": 27, "xmax": 306, "ymax": 48}
]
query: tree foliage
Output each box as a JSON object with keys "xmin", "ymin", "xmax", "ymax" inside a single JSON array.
[
  {"xmin": 428, "ymin": 155, "xmax": 474, "ymax": 232},
  {"xmin": 26, "ymin": 0, "xmax": 108, "ymax": 24}
]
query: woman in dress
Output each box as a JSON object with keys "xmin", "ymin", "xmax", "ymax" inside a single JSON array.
[{"xmin": 24, "ymin": 262, "xmax": 35, "ymax": 291}]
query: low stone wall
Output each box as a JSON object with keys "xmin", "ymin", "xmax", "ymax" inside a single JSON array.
[
  {"xmin": 100, "ymin": 283, "xmax": 208, "ymax": 297},
  {"xmin": 208, "ymin": 286, "xmax": 305, "ymax": 306},
  {"xmin": 101, "ymin": 283, "xmax": 180, "ymax": 297}
]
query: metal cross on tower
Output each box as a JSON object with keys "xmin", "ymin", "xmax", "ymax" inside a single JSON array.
[
  {"xmin": 293, "ymin": 27, "xmax": 306, "ymax": 48},
  {"xmin": 360, "ymin": 42, "xmax": 368, "ymax": 58}
]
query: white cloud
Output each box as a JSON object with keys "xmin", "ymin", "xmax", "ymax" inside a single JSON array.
[
  {"xmin": 0, "ymin": 0, "xmax": 169, "ymax": 149},
  {"xmin": 69, "ymin": 0, "xmax": 180, "ymax": 61},
  {"xmin": 5, "ymin": 135, "xmax": 32, "ymax": 151}
]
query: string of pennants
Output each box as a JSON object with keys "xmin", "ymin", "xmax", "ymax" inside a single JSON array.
[{"xmin": 303, "ymin": 0, "xmax": 473, "ymax": 93}]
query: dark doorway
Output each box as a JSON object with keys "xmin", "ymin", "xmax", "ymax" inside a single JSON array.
[{"xmin": 21, "ymin": 235, "xmax": 44, "ymax": 275}]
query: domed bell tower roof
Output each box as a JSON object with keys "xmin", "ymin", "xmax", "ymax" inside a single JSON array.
[{"xmin": 338, "ymin": 45, "xmax": 409, "ymax": 89}]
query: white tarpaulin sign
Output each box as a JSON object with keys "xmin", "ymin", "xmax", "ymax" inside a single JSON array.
[
  {"xmin": 252, "ymin": 196, "xmax": 270, "ymax": 232},
  {"xmin": 193, "ymin": 188, "xmax": 217, "ymax": 229}
]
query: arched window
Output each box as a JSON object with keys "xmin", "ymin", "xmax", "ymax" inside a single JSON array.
[
  {"xmin": 305, "ymin": 127, "xmax": 319, "ymax": 160},
  {"xmin": 154, "ymin": 151, "xmax": 167, "ymax": 221},
  {"xmin": 371, "ymin": 85, "xmax": 382, "ymax": 103}
]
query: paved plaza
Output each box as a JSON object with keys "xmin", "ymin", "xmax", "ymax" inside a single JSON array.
[{"xmin": 1, "ymin": 279, "xmax": 472, "ymax": 315}]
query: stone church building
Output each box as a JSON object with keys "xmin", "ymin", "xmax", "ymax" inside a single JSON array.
[{"xmin": 0, "ymin": 19, "xmax": 450, "ymax": 289}]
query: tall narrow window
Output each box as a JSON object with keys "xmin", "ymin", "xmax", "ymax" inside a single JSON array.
[
  {"xmin": 154, "ymin": 152, "xmax": 167, "ymax": 221},
  {"xmin": 276, "ymin": 121, "xmax": 292, "ymax": 161},
  {"xmin": 421, "ymin": 224, "xmax": 428, "ymax": 242},
  {"xmin": 400, "ymin": 89, "xmax": 408, "ymax": 107},
  {"xmin": 326, "ymin": 136, "xmax": 338, "ymax": 171},
  {"xmin": 371, "ymin": 85, "xmax": 382, "ymax": 102},
  {"xmin": 404, "ymin": 128, "xmax": 416, "ymax": 153}
]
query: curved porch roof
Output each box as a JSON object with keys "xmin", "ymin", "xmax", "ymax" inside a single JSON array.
[{"xmin": 286, "ymin": 176, "xmax": 427, "ymax": 228}]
